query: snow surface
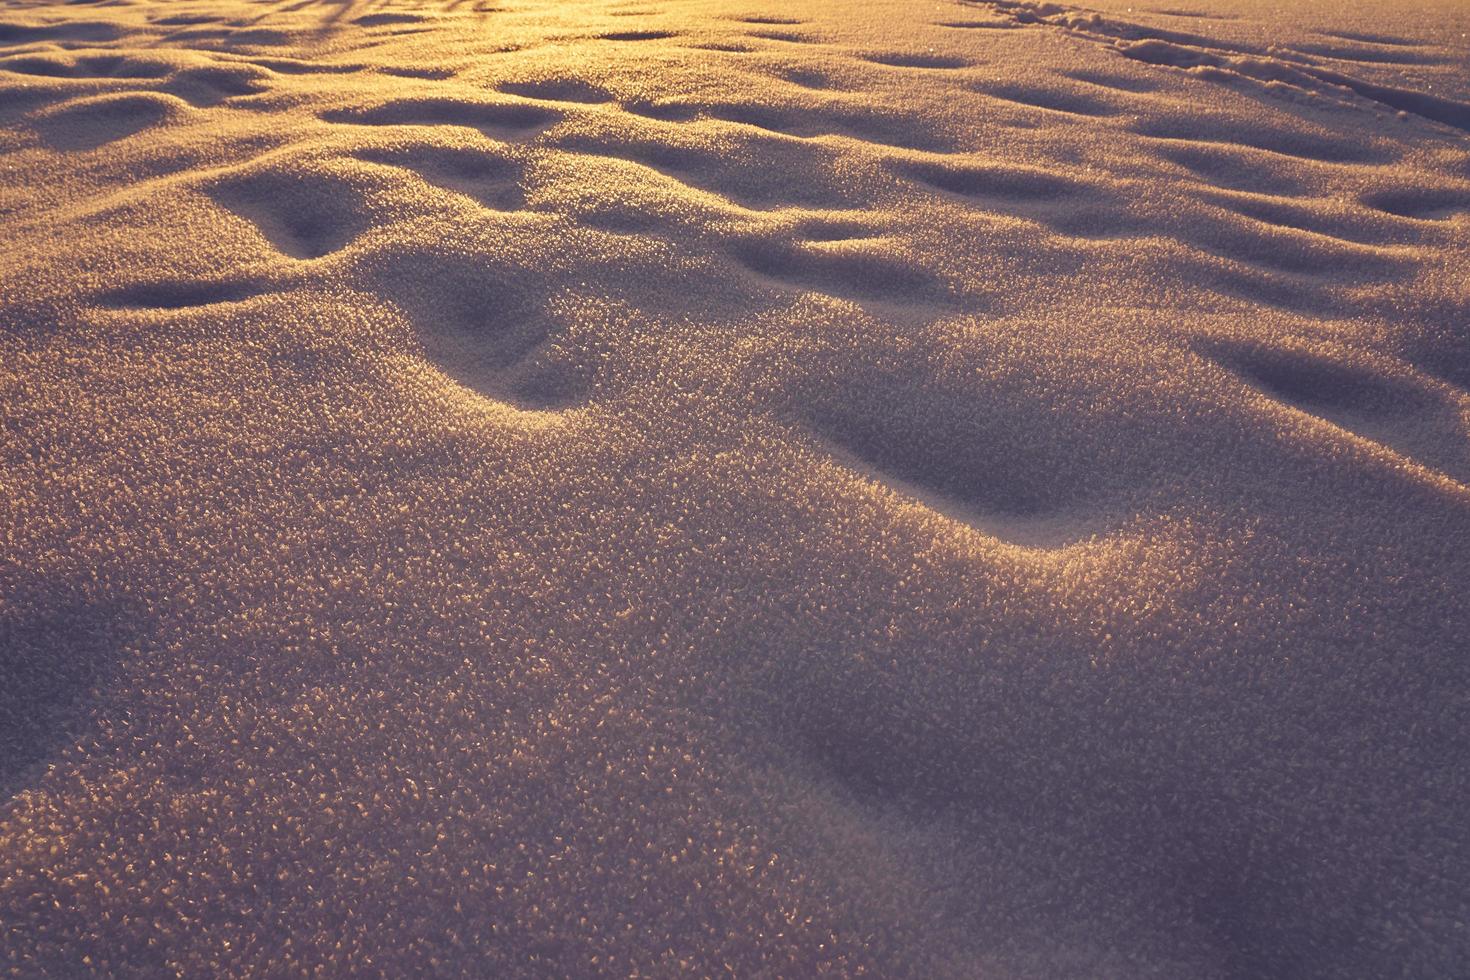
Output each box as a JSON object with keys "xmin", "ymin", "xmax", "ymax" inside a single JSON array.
[{"xmin": 2, "ymin": 0, "xmax": 1469, "ymax": 975}]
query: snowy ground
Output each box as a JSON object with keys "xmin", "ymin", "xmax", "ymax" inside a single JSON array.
[{"xmin": 2, "ymin": 0, "xmax": 1469, "ymax": 975}]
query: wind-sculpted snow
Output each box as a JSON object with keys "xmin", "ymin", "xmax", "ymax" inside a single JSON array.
[{"xmin": 1, "ymin": 0, "xmax": 1468, "ymax": 976}]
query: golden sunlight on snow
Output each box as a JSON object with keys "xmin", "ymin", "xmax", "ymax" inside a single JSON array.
[{"xmin": 1, "ymin": 0, "xmax": 1469, "ymax": 976}]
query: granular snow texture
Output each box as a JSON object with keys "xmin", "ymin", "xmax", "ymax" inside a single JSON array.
[{"xmin": 2, "ymin": 0, "xmax": 1469, "ymax": 976}]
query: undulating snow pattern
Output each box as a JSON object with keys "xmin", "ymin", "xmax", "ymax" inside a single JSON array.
[{"xmin": 2, "ymin": 0, "xmax": 1468, "ymax": 975}]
